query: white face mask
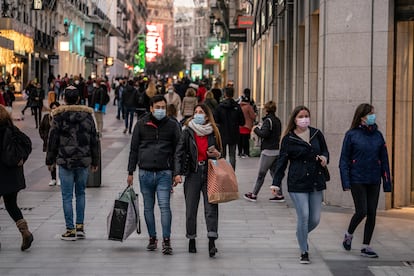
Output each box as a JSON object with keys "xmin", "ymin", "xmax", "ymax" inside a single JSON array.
[
  {"xmin": 296, "ymin": 117, "xmax": 310, "ymax": 128},
  {"xmin": 74, "ymin": 80, "xmax": 79, "ymax": 85}
]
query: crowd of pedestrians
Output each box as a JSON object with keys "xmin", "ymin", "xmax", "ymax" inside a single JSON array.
[{"xmin": 0, "ymin": 74, "xmax": 392, "ymax": 264}]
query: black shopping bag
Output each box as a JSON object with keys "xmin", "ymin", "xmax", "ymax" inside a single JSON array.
[{"xmin": 108, "ymin": 200, "xmax": 129, "ymax": 241}]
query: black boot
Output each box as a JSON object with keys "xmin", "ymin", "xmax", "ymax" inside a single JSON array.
[
  {"xmin": 189, "ymin": 239, "xmax": 196, "ymax": 253},
  {"xmin": 208, "ymin": 238, "xmax": 217, "ymax": 257}
]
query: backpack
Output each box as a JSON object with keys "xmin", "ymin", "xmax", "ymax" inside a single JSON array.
[
  {"xmin": 1, "ymin": 125, "xmax": 32, "ymax": 167},
  {"xmin": 103, "ymin": 90, "xmax": 110, "ymax": 105},
  {"xmin": 136, "ymin": 91, "xmax": 145, "ymax": 107}
]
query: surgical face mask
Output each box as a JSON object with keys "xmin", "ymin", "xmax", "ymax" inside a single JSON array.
[
  {"xmin": 93, "ymin": 83, "xmax": 97, "ymax": 88},
  {"xmin": 296, "ymin": 117, "xmax": 310, "ymax": 128},
  {"xmin": 193, "ymin": 114, "xmax": 205, "ymax": 125},
  {"xmin": 74, "ymin": 80, "xmax": 79, "ymax": 85},
  {"xmin": 153, "ymin": 109, "xmax": 166, "ymax": 120},
  {"xmin": 365, "ymin": 114, "xmax": 376, "ymax": 126},
  {"xmin": 168, "ymin": 88, "xmax": 174, "ymax": 93}
]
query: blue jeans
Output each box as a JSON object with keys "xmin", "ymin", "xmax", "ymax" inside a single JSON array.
[
  {"xmin": 59, "ymin": 166, "xmax": 89, "ymax": 230},
  {"xmin": 289, "ymin": 191, "xmax": 323, "ymax": 253},
  {"xmin": 124, "ymin": 107, "xmax": 135, "ymax": 133},
  {"xmin": 139, "ymin": 169, "xmax": 172, "ymax": 239}
]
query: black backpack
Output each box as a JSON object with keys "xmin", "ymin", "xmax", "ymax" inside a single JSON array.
[{"xmin": 136, "ymin": 91, "xmax": 145, "ymax": 108}]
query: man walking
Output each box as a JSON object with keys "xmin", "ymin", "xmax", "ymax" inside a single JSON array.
[
  {"xmin": 214, "ymin": 86, "xmax": 245, "ymax": 170},
  {"xmin": 127, "ymin": 95, "xmax": 181, "ymax": 255},
  {"xmin": 46, "ymin": 86, "xmax": 99, "ymax": 240}
]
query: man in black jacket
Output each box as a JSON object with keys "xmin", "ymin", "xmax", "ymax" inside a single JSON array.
[
  {"xmin": 213, "ymin": 87, "xmax": 245, "ymax": 170},
  {"xmin": 122, "ymin": 80, "xmax": 137, "ymax": 134},
  {"xmin": 127, "ymin": 95, "xmax": 181, "ymax": 255}
]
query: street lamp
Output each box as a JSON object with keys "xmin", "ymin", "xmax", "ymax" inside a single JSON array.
[{"xmin": 214, "ymin": 19, "xmax": 226, "ymax": 43}]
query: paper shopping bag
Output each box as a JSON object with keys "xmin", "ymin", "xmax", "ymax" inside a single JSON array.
[{"xmin": 207, "ymin": 158, "xmax": 239, "ymax": 204}]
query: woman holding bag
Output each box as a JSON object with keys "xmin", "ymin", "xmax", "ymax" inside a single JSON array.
[{"xmin": 174, "ymin": 104, "xmax": 222, "ymax": 257}]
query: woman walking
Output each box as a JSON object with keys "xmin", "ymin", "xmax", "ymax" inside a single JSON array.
[
  {"xmin": 272, "ymin": 105, "xmax": 329, "ymax": 264},
  {"xmin": 243, "ymin": 101, "xmax": 282, "ymax": 202},
  {"xmin": 174, "ymin": 104, "xmax": 222, "ymax": 257},
  {"xmin": 339, "ymin": 103, "xmax": 391, "ymax": 258},
  {"xmin": 0, "ymin": 105, "xmax": 34, "ymax": 251}
]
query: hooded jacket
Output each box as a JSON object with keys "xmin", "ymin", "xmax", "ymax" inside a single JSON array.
[
  {"xmin": 339, "ymin": 124, "xmax": 391, "ymax": 192},
  {"xmin": 46, "ymin": 105, "xmax": 99, "ymax": 169},
  {"xmin": 213, "ymin": 98, "xmax": 245, "ymax": 145},
  {"xmin": 273, "ymin": 127, "xmax": 329, "ymax": 193}
]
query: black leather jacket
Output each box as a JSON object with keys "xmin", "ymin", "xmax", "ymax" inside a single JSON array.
[{"xmin": 174, "ymin": 127, "xmax": 220, "ymax": 176}]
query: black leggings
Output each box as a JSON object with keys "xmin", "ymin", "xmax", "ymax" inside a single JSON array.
[
  {"xmin": 1, "ymin": 192, "xmax": 23, "ymax": 222},
  {"xmin": 347, "ymin": 184, "xmax": 380, "ymax": 245}
]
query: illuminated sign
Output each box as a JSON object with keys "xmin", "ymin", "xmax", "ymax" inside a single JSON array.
[
  {"xmin": 33, "ymin": 0, "xmax": 43, "ymax": 10},
  {"xmin": 190, "ymin": 64, "xmax": 203, "ymax": 81},
  {"xmin": 146, "ymin": 24, "xmax": 164, "ymax": 62},
  {"xmin": 238, "ymin": 16, "xmax": 254, "ymax": 28}
]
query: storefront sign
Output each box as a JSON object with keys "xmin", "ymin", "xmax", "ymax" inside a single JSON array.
[
  {"xmin": 238, "ymin": 16, "xmax": 254, "ymax": 28},
  {"xmin": 0, "ymin": 36, "xmax": 14, "ymax": 51},
  {"xmin": 229, "ymin": 28, "xmax": 247, "ymax": 42}
]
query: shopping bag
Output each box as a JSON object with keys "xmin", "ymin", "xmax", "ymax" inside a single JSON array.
[
  {"xmin": 249, "ymin": 130, "xmax": 261, "ymax": 157},
  {"xmin": 107, "ymin": 187, "xmax": 141, "ymax": 241},
  {"xmin": 107, "ymin": 200, "xmax": 128, "ymax": 241},
  {"xmin": 207, "ymin": 158, "xmax": 239, "ymax": 204}
]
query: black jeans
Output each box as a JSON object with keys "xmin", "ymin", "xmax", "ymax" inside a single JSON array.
[
  {"xmin": 222, "ymin": 143, "xmax": 237, "ymax": 170},
  {"xmin": 347, "ymin": 183, "xmax": 380, "ymax": 245},
  {"xmin": 238, "ymin": 133, "xmax": 250, "ymax": 157},
  {"xmin": 32, "ymin": 106, "xmax": 42, "ymax": 128},
  {"xmin": 1, "ymin": 192, "xmax": 24, "ymax": 222},
  {"xmin": 183, "ymin": 163, "xmax": 218, "ymax": 239}
]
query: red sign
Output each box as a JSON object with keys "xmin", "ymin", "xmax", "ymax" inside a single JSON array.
[
  {"xmin": 146, "ymin": 23, "xmax": 164, "ymax": 62},
  {"xmin": 237, "ymin": 16, "xmax": 254, "ymax": 28}
]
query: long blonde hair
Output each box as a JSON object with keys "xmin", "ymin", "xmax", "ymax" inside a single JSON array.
[{"xmin": 146, "ymin": 80, "xmax": 157, "ymax": 98}]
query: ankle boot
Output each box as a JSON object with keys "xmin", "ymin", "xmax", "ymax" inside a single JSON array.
[
  {"xmin": 189, "ymin": 239, "xmax": 197, "ymax": 253},
  {"xmin": 16, "ymin": 219, "xmax": 33, "ymax": 251},
  {"xmin": 208, "ymin": 238, "xmax": 217, "ymax": 257}
]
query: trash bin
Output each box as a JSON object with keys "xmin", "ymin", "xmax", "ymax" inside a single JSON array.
[{"xmin": 87, "ymin": 139, "xmax": 102, "ymax": 187}]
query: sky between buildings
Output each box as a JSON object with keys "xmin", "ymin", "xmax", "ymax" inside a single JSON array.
[{"xmin": 174, "ymin": 0, "xmax": 194, "ymax": 7}]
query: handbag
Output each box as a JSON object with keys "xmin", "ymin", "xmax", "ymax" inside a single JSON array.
[
  {"xmin": 322, "ymin": 165, "xmax": 330, "ymax": 182},
  {"xmin": 207, "ymin": 158, "xmax": 239, "ymax": 204}
]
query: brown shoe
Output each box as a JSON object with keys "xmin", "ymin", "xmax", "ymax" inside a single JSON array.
[{"xmin": 16, "ymin": 219, "xmax": 33, "ymax": 251}]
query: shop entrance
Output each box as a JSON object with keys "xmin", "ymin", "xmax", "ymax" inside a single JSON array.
[{"xmin": 393, "ymin": 20, "xmax": 414, "ymax": 207}]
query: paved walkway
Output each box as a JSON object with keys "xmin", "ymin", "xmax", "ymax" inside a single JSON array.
[{"xmin": 0, "ymin": 99, "xmax": 413, "ymax": 275}]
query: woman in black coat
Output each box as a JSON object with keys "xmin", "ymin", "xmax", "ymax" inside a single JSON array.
[
  {"xmin": 271, "ymin": 105, "xmax": 329, "ymax": 264},
  {"xmin": 0, "ymin": 105, "xmax": 33, "ymax": 251}
]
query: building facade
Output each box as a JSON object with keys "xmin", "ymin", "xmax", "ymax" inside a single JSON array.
[{"xmin": 245, "ymin": 0, "xmax": 414, "ymax": 209}]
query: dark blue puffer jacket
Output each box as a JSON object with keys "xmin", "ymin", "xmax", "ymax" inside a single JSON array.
[{"xmin": 339, "ymin": 124, "xmax": 391, "ymax": 192}]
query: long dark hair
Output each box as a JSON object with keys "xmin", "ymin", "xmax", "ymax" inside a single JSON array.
[
  {"xmin": 350, "ymin": 103, "xmax": 373, "ymax": 129},
  {"xmin": 283, "ymin": 105, "xmax": 311, "ymax": 137},
  {"xmin": 190, "ymin": 104, "xmax": 223, "ymax": 153}
]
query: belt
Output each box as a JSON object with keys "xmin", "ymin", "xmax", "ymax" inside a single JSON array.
[{"xmin": 198, "ymin": 161, "xmax": 206, "ymax": 166}]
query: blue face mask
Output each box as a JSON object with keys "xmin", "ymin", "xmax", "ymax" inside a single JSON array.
[
  {"xmin": 365, "ymin": 114, "xmax": 376, "ymax": 126},
  {"xmin": 193, "ymin": 114, "xmax": 205, "ymax": 125},
  {"xmin": 153, "ymin": 109, "xmax": 166, "ymax": 120}
]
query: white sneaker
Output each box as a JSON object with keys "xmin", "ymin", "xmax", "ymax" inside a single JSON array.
[
  {"xmin": 57, "ymin": 180, "xmax": 61, "ymax": 186},
  {"xmin": 48, "ymin": 180, "xmax": 57, "ymax": 186}
]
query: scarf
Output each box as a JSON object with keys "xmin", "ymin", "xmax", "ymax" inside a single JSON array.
[{"xmin": 188, "ymin": 120, "xmax": 213, "ymax": 136}]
